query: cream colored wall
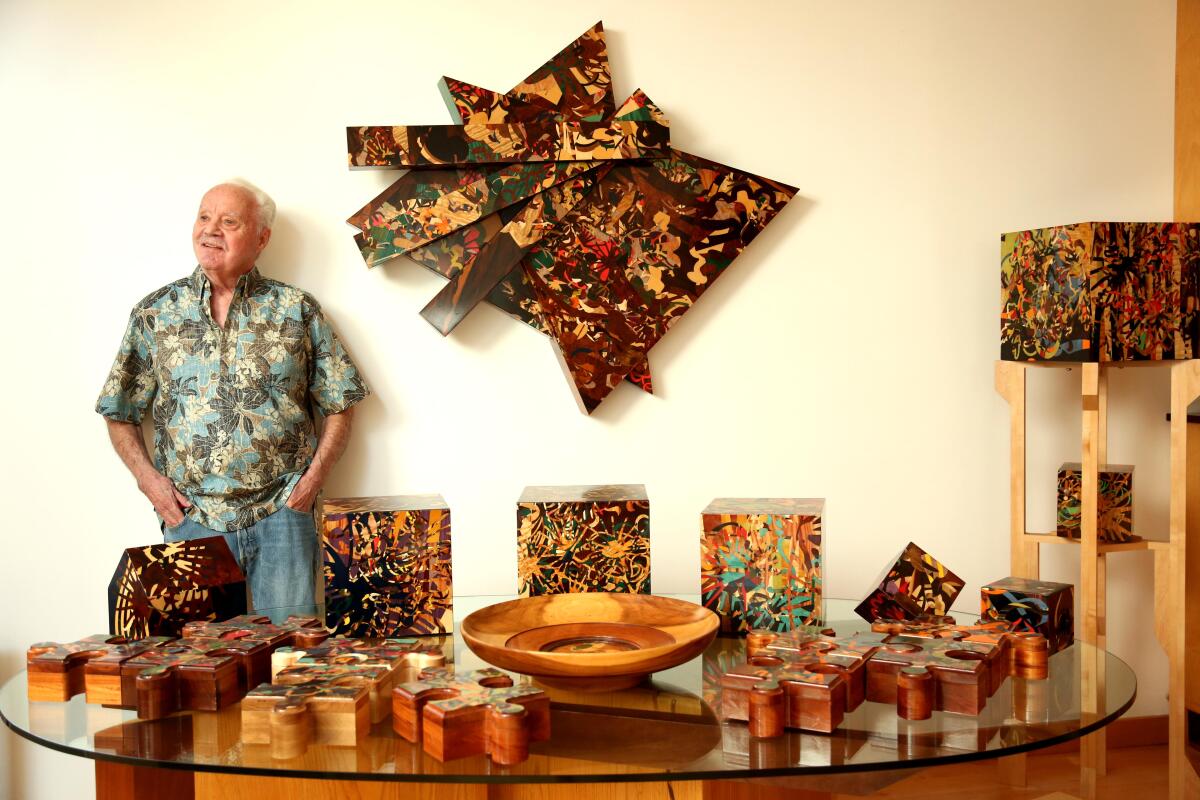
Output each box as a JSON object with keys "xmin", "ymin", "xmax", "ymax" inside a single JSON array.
[{"xmin": 0, "ymin": 0, "xmax": 1177, "ymax": 797}]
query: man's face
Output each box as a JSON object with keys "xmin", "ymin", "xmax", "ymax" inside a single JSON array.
[{"xmin": 192, "ymin": 185, "xmax": 271, "ymax": 280}]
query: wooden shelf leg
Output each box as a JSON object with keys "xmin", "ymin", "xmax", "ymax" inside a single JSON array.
[
  {"xmin": 1079, "ymin": 363, "xmax": 1102, "ymax": 800},
  {"xmin": 995, "ymin": 361, "xmax": 1028, "ymax": 575}
]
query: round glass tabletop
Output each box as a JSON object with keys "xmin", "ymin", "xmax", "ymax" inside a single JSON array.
[{"xmin": 0, "ymin": 597, "xmax": 1136, "ymax": 784}]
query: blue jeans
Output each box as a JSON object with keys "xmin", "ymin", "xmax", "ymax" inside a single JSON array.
[{"xmin": 164, "ymin": 505, "xmax": 318, "ymax": 624}]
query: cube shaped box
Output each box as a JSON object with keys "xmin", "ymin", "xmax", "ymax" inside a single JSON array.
[
  {"xmin": 320, "ymin": 494, "xmax": 453, "ymax": 636},
  {"xmin": 1000, "ymin": 221, "xmax": 1200, "ymax": 362},
  {"xmin": 517, "ymin": 484, "xmax": 650, "ymax": 596},
  {"xmin": 108, "ymin": 536, "xmax": 246, "ymax": 639},
  {"xmin": 980, "ymin": 576, "xmax": 1074, "ymax": 654},
  {"xmin": 700, "ymin": 498, "xmax": 823, "ymax": 634},
  {"xmin": 853, "ymin": 542, "xmax": 964, "ymax": 622},
  {"xmin": 1056, "ymin": 462, "xmax": 1135, "ymax": 543}
]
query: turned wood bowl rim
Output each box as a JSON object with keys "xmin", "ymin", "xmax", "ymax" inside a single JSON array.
[{"xmin": 461, "ymin": 593, "xmax": 719, "ymax": 679}]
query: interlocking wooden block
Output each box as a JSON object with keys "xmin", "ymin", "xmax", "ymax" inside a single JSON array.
[
  {"xmin": 747, "ymin": 627, "xmax": 884, "ymax": 712},
  {"xmin": 1056, "ymin": 463, "xmax": 1136, "ymax": 543},
  {"xmin": 701, "ymin": 498, "xmax": 824, "ymax": 634},
  {"xmin": 117, "ymin": 636, "xmax": 275, "ymax": 719},
  {"xmin": 981, "ymin": 576, "xmax": 1075, "ymax": 655},
  {"xmin": 517, "ymin": 484, "xmax": 650, "ymax": 595},
  {"xmin": 242, "ymin": 676, "xmax": 371, "ymax": 759},
  {"xmin": 108, "ymin": 536, "xmax": 246, "ymax": 638},
  {"xmin": 1001, "ymin": 222, "xmax": 1200, "ymax": 362},
  {"xmin": 271, "ymin": 639, "xmax": 447, "ymax": 724},
  {"xmin": 853, "ymin": 542, "xmax": 964, "ymax": 622},
  {"xmin": 393, "ymin": 667, "xmax": 550, "ymax": 765},
  {"xmin": 320, "ymin": 495, "xmax": 453, "ymax": 636},
  {"xmin": 870, "ymin": 618, "xmax": 1051, "ymax": 686},
  {"xmin": 719, "ymin": 656, "xmax": 846, "ymax": 735},
  {"xmin": 864, "ymin": 636, "xmax": 1000, "ymax": 715},
  {"xmin": 180, "ymin": 614, "xmax": 329, "ymax": 650},
  {"xmin": 26, "ymin": 634, "xmax": 171, "ymax": 703}
]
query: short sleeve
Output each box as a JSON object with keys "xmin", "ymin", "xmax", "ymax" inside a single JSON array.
[
  {"xmin": 95, "ymin": 308, "xmax": 157, "ymax": 424},
  {"xmin": 305, "ymin": 301, "xmax": 370, "ymax": 416}
]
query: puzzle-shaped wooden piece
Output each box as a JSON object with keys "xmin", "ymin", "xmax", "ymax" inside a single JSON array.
[
  {"xmin": 393, "ymin": 667, "xmax": 550, "ymax": 765},
  {"xmin": 242, "ymin": 676, "xmax": 372, "ymax": 759},
  {"xmin": 271, "ymin": 637, "xmax": 447, "ymax": 680},
  {"xmin": 864, "ymin": 635, "xmax": 1000, "ymax": 715},
  {"xmin": 181, "ymin": 614, "xmax": 329, "ymax": 650},
  {"xmin": 720, "ymin": 656, "xmax": 846, "ymax": 735},
  {"xmin": 117, "ymin": 636, "xmax": 275, "ymax": 719},
  {"xmin": 26, "ymin": 634, "xmax": 171, "ymax": 703}
]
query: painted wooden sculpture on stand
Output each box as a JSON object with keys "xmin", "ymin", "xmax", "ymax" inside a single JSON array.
[
  {"xmin": 853, "ymin": 542, "xmax": 965, "ymax": 622},
  {"xmin": 107, "ymin": 536, "xmax": 246, "ymax": 638},
  {"xmin": 517, "ymin": 484, "xmax": 650, "ymax": 595},
  {"xmin": 701, "ymin": 498, "xmax": 824, "ymax": 634},
  {"xmin": 1056, "ymin": 463, "xmax": 1136, "ymax": 544},
  {"xmin": 320, "ymin": 494, "xmax": 454, "ymax": 637}
]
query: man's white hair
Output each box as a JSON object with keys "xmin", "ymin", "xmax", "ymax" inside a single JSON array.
[{"xmin": 220, "ymin": 178, "xmax": 277, "ymax": 230}]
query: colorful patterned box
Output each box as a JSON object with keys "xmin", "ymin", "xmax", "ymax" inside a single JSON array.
[
  {"xmin": 320, "ymin": 495, "xmax": 453, "ymax": 636},
  {"xmin": 1000, "ymin": 222, "xmax": 1200, "ymax": 362},
  {"xmin": 517, "ymin": 484, "xmax": 650, "ymax": 596},
  {"xmin": 1056, "ymin": 462, "xmax": 1135, "ymax": 543},
  {"xmin": 700, "ymin": 498, "xmax": 823, "ymax": 634},
  {"xmin": 853, "ymin": 542, "xmax": 964, "ymax": 622},
  {"xmin": 980, "ymin": 576, "xmax": 1074, "ymax": 654},
  {"xmin": 108, "ymin": 537, "xmax": 246, "ymax": 639}
]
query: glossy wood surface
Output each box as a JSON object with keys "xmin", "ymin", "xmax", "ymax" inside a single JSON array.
[{"xmin": 461, "ymin": 594, "xmax": 718, "ymax": 690}]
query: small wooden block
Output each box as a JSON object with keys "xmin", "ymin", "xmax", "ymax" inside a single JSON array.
[
  {"xmin": 747, "ymin": 627, "xmax": 884, "ymax": 711},
  {"xmin": 853, "ymin": 541, "xmax": 965, "ymax": 621},
  {"xmin": 1057, "ymin": 463, "xmax": 1135, "ymax": 543},
  {"xmin": 720, "ymin": 655, "xmax": 846, "ymax": 735},
  {"xmin": 700, "ymin": 498, "xmax": 824, "ymax": 634},
  {"xmin": 517, "ymin": 485, "xmax": 650, "ymax": 595},
  {"xmin": 181, "ymin": 614, "xmax": 329, "ymax": 650},
  {"xmin": 118, "ymin": 637, "xmax": 272, "ymax": 718},
  {"xmin": 242, "ymin": 677, "xmax": 370, "ymax": 759},
  {"xmin": 865, "ymin": 635, "xmax": 999, "ymax": 715},
  {"xmin": 26, "ymin": 635, "xmax": 171, "ymax": 703},
  {"xmin": 393, "ymin": 667, "xmax": 550, "ymax": 765},
  {"xmin": 981, "ymin": 576, "xmax": 1075, "ymax": 655},
  {"xmin": 273, "ymin": 661, "xmax": 394, "ymax": 725},
  {"xmin": 271, "ymin": 637, "xmax": 447, "ymax": 680}
]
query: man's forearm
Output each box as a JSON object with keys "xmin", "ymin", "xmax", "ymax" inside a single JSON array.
[
  {"xmin": 307, "ymin": 407, "xmax": 354, "ymax": 485},
  {"xmin": 105, "ymin": 418, "xmax": 158, "ymax": 486}
]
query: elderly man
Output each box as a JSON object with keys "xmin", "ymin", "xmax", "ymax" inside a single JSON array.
[{"xmin": 96, "ymin": 180, "xmax": 369, "ymax": 621}]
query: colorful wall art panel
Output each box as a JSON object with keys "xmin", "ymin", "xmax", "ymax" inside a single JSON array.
[
  {"xmin": 1056, "ymin": 462, "xmax": 1136, "ymax": 543},
  {"xmin": 320, "ymin": 495, "xmax": 453, "ymax": 637},
  {"xmin": 345, "ymin": 21, "xmax": 797, "ymax": 414},
  {"xmin": 1000, "ymin": 222, "xmax": 1200, "ymax": 362},
  {"xmin": 853, "ymin": 542, "xmax": 965, "ymax": 622},
  {"xmin": 517, "ymin": 484, "xmax": 650, "ymax": 596},
  {"xmin": 107, "ymin": 537, "xmax": 246, "ymax": 639},
  {"xmin": 700, "ymin": 498, "xmax": 824, "ymax": 634},
  {"xmin": 980, "ymin": 576, "xmax": 1075, "ymax": 654}
]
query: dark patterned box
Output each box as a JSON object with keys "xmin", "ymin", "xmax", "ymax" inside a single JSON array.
[
  {"xmin": 853, "ymin": 542, "xmax": 964, "ymax": 622},
  {"xmin": 980, "ymin": 576, "xmax": 1074, "ymax": 654},
  {"xmin": 1000, "ymin": 222, "xmax": 1200, "ymax": 362},
  {"xmin": 517, "ymin": 484, "xmax": 650, "ymax": 596},
  {"xmin": 108, "ymin": 537, "xmax": 246, "ymax": 639},
  {"xmin": 1056, "ymin": 462, "xmax": 1135, "ymax": 543},
  {"xmin": 701, "ymin": 498, "xmax": 823, "ymax": 634},
  {"xmin": 320, "ymin": 495, "xmax": 453, "ymax": 636}
]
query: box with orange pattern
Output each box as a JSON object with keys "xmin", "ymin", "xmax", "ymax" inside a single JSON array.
[
  {"xmin": 980, "ymin": 576, "xmax": 1074, "ymax": 655},
  {"xmin": 1056, "ymin": 463, "xmax": 1135, "ymax": 543}
]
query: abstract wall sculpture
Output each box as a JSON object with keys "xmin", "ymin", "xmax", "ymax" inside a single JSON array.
[
  {"xmin": 1056, "ymin": 463, "xmax": 1136, "ymax": 543},
  {"xmin": 345, "ymin": 21, "xmax": 797, "ymax": 413},
  {"xmin": 320, "ymin": 495, "xmax": 453, "ymax": 637},
  {"xmin": 700, "ymin": 498, "xmax": 823, "ymax": 634},
  {"xmin": 980, "ymin": 576, "xmax": 1075, "ymax": 655},
  {"xmin": 517, "ymin": 484, "xmax": 651, "ymax": 596},
  {"xmin": 722, "ymin": 620, "xmax": 1050, "ymax": 735},
  {"xmin": 393, "ymin": 667, "xmax": 550, "ymax": 765},
  {"xmin": 108, "ymin": 536, "xmax": 246, "ymax": 639},
  {"xmin": 853, "ymin": 542, "xmax": 964, "ymax": 622},
  {"xmin": 1000, "ymin": 222, "xmax": 1200, "ymax": 362}
]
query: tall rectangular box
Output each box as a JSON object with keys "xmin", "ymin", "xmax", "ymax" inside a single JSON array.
[
  {"xmin": 700, "ymin": 498, "xmax": 823, "ymax": 634},
  {"xmin": 981, "ymin": 576, "xmax": 1075, "ymax": 654},
  {"xmin": 517, "ymin": 484, "xmax": 650, "ymax": 596},
  {"xmin": 1000, "ymin": 221, "xmax": 1200, "ymax": 362},
  {"xmin": 320, "ymin": 494, "xmax": 452, "ymax": 636},
  {"xmin": 1056, "ymin": 462, "xmax": 1135, "ymax": 543}
]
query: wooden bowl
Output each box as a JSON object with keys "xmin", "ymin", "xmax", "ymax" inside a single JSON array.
[{"xmin": 461, "ymin": 594, "xmax": 719, "ymax": 691}]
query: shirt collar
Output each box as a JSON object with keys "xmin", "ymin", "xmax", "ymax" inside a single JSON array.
[{"xmin": 191, "ymin": 265, "xmax": 262, "ymax": 295}]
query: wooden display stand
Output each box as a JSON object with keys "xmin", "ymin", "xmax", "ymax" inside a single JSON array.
[{"xmin": 995, "ymin": 360, "xmax": 1198, "ymax": 800}]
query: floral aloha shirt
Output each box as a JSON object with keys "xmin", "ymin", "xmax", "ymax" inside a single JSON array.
[{"xmin": 96, "ymin": 266, "xmax": 369, "ymax": 531}]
